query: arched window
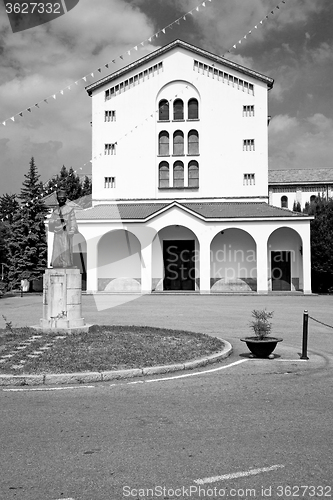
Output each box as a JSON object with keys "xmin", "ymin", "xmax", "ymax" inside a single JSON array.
[
  {"xmin": 188, "ymin": 130, "xmax": 199, "ymax": 155},
  {"xmin": 159, "ymin": 100, "xmax": 169, "ymax": 121},
  {"xmin": 281, "ymin": 196, "xmax": 288, "ymax": 208},
  {"xmin": 173, "ymin": 161, "xmax": 184, "ymax": 188},
  {"xmin": 310, "ymin": 195, "xmax": 316, "ymax": 203},
  {"xmin": 173, "ymin": 130, "xmax": 184, "ymax": 155},
  {"xmin": 188, "ymin": 98, "xmax": 199, "ymax": 119},
  {"xmin": 173, "ymin": 99, "xmax": 184, "ymax": 120},
  {"xmin": 158, "ymin": 131, "xmax": 169, "ymax": 156},
  {"xmin": 188, "ymin": 161, "xmax": 199, "ymax": 188},
  {"xmin": 159, "ymin": 162, "xmax": 169, "ymax": 188}
]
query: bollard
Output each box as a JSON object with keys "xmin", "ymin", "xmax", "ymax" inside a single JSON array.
[{"xmin": 301, "ymin": 309, "xmax": 309, "ymax": 360}]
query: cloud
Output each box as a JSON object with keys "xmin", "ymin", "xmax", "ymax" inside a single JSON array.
[
  {"xmin": 0, "ymin": 0, "xmax": 154, "ymax": 194},
  {"xmin": 269, "ymin": 113, "xmax": 333, "ymax": 170}
]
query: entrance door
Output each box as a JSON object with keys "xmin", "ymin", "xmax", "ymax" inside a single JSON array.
[
  {"xmin": 271, "ymin": 251, "xmax": 291, "ymax": 291},
  {"xmin": 163, "ymin": 240, "xmax": 195, "ymax": 291}
]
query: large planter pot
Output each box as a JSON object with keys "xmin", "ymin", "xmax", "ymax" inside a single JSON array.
[{"xmin": 240, "ymin": 337, "xmax": 283, "ymax": 358}]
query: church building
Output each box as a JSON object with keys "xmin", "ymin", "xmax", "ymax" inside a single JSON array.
[{"xmin": 47, "ymin": 39, "xmax": 312, "ymax": 294}]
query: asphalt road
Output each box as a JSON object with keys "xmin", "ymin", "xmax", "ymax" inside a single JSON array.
[
  {"xmin": 1, "ymin": 294, "xmax": 333, "ymax": 500},
  {"xmin": 1, "ymin": 354, "xmax": 333, "ymax": 500}
]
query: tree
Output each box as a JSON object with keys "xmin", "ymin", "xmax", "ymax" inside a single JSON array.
[
  {"xmin": 6, "ymin": 158, "xmax": 48, "ymax": 289},
  {"xmin": 0, "ymin": 194, "xmax": 19, "ymax": 283},
  {"xmin": 304, "ymin": 196, "xmax": 333, "ymax": 293},
  {"xmin": 292, "ymin": 200, "xmax": 302, "ymax": 212},
  {"xmin": 43, "ymin": 166, "xmax": 92, "ymax": 206}
]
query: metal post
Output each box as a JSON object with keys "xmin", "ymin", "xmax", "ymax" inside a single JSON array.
[{"xmin": 301, "ymin": 309, "xmax": 309, "ymax": 360}]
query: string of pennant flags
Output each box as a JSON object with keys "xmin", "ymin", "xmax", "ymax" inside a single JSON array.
[
  {"xmin": 0, "ymin": 0, "xmax": 290, "ymax": 220},
  {"xmin": 1, "ymin": 0, "xmax": 214, "ymax": 126},
  {"xmin": 224, "ymin": 0, "xmax": 288, "ymax": 55},
  {"xmin": 1, "ymin": 0, "xmax": 288, "ymax": 126}
]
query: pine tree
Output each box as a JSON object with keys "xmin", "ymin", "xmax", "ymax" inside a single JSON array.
[
  {"xmin": 0, "ymin": 194, "xmax": 19, "ymax": 284},
  {"xmin": 6, "ymin": 158, "xmax": 48, "ymax": 289}
]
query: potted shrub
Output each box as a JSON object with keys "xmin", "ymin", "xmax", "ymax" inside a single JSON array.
[{"xmin": 240, "ymin": 309, "xmax": 282, "ymax": 358}]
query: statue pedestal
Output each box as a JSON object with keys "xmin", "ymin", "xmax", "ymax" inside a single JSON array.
[{"xmin": 39, "ymin": 268, "xmax": 88, "ymax": 331}]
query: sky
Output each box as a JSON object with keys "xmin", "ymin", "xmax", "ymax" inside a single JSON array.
[{"xmin": 0, "ymin": 0, "xmax": 332, "ymax": 196}]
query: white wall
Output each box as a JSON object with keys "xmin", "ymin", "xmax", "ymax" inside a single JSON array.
[{"xmin": 91, "ymin": 47, "xmax": 270, "ymax": 202}]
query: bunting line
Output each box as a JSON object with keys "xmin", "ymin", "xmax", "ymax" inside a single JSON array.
[
  {"xmin": 1, "ymin": 0, "xmax": 214, "ymax": 126},
  {"xmin": 223, "ymin": 0, "xmax": 288, "ymax": 55}
]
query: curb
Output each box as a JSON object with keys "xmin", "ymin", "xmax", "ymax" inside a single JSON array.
[{"xmin": 0, "ymin": 341, "xmax": 233, "ymax": 387}]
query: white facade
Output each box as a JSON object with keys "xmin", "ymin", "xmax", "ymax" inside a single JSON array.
[
  {"xmin": 88, "ymin": 41, "xmax": 272, "ymax": 202},
  {"xmin": 48, "ymin": 40, "xmax": 313, "ymax": 294}
]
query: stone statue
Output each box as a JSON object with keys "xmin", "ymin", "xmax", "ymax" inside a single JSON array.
[{"xmin": 49, "ymin": 189, "xmax": 78, "ymax": 268}]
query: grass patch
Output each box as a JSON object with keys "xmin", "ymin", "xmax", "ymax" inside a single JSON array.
[{"xmin": 0, "ymin": 325, "xmax": 225, "ymax": 375}]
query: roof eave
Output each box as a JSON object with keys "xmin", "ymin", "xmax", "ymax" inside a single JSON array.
[{"xmin": 85, "ymin": 39, "xmax": 274, "ymax": 96}]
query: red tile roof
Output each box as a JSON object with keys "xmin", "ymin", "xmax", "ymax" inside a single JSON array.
[
  {"xmin": 269, "ymin": 169, "xmax": 333, "ymax": 185},
  {"xmin": 75, "ymin": 201, "xmax": 308, "ymax": 221}
]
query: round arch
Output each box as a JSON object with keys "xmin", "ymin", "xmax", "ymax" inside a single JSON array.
[
  {"xmin": 152, "ymin": 224, "xmax": 200, "ymax": 291},
  {"xmin": 210, "ymin": 228, "xmax": 257, "ymax": 292},
  {"xmin": 97, "ymin": 229, "xmax": 141, "ymax": 292},
  {"xmin": 267, "ymin": 227, "xmax": 303, "ymax": 291}
]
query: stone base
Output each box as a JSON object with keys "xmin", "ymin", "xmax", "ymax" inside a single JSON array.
[{"xmin": 40, "ymin": 268, "xmax": 86, "ymax": 330}]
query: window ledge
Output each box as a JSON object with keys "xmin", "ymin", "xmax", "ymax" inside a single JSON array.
[
  {"xmin": 157, "ymin": 120, "xmax": 170, "ymax": 123},
  {"xmin": 172, "ymin": 119, "xmax": 185, "ymax": 122},
  {"xmin": 157, "ymin": 155, "xmax": 170, "ymax": 157},
  {"xmin": 187, "ymin": 118, "xmax": 199, "ymax": 121},
  {"xmin": 172, "ymin": 154, "xmax": 185, "ymax": 157},
  {"xmin": 158, "ymin": 187, "xmax": 199, "ymax": 190},
  {"xmin": 187, "ymin": 154, "xmax": 200, "ymax": 157}
]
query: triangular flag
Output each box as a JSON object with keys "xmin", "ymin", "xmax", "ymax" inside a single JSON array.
[
  {"xmin": 112, "ymin": 59, "xmax": 116, "ymax": 63},
  {"xmin": 91, "ymin": 73, "xmax": 94, "ymax": 77},
  {"xmin": 127, "ymin": 51, "xmax": 131, "ymax": 55},
  {"xmin": 105, "ymin": 63, "xmax": 109, "ymax": 68},
  {"xmin": 196, "ymin": 6, "xmax": 199, "ymax": 11},
  {"xmin": 60, "ymin": 90, "xmax": 64, "ymax": 94},
  {"xmin": 162, "ymin": 29, "xmax": 165, "ymax": 34},
  {"xmin": 53, "ymin": 95, "xmax": 56, "ymax": 99},
  {"xmin": 141, "ymin": 42, "xmax": 144, "ymax": 46},
  {"xmin": 233, "ymin": 44, "xmax": 236, "ymax": 48},
  {"xmin": 67, "ymin": 86, "xmax": 71, "ymax": 90},
  {"xmin": 239, "ymin": 40, "xmax": 242, "ymax": 44},
  {"xmin": 202, "ymin": 1, "xmax": 206, "ymax": 6},
  {"xmin": 2, "ymin": 122, "xmax": 5, "ymax": 126},
  {"xmin": 276, "ymin": 5, "xmax": 280, "ymax": 8},
  {"xmin": 254, "ymin": 25, "xmax": 258, "ymax": 28},
  {"xmin": 244, "ymin": 35, "xmax": 247, "ymax": 39},
  {"xmin": 120, "ymin": 55, "xmax": 123, "ymax": 60},
  {"xmin": 134, "ymin": 46, "xmax": 138, "ymax": 50},
  {"xmin": 35, "ymin": 103, "xmax": 39, "ymax": 107},
  {"xmin": 148, "ymin": 37, "xmax": 152, "ymax": 42},
  {"xmin": 175, "ymin": 20, "xmax": 180, "ymax": 25},
  {"xmin": 19, "ymin": 112, "xmax": 23, "ymax": 117},
  {"xmin": 98, "ymin": 68, "xmax": 102, "ymax": 72},
  {"xmin": 183, "ymin": 15, "xmax": 186, "ymax": 20},
  {"xmin": 44, "ymin": 99, "xmax": 48, "ymax": 103},
  {"xmin": 11, "ymin": 117, "xmax": 15, "ymax": 121},
  {"xmin": 260, "ymin": 20, "xmax": 263, "ymax": 24},
  {"xmin": 83, "ymin": 77, "xmax": 87, "ymax": 82},
  {"xmin": 271, "ymin": 10, "xmax": 274, "ymax": 14},
  {"xmin": 75, "ymin": 81, "xmax": 79, "ymax": 85},
  {"xmin": 27, "ymin": 108, "xmax": 31, "ymax": 112}
]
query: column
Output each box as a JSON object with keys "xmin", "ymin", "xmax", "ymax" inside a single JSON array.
[
  {"xmin": 256, "ymin": 237, "xmax": 268, "ymax": 294},
  {"xmin": 301, "ymin": 225, "xmax": 312, "ymax": 294},
  {"xmin": 199, "ymin": 236, "xmax": 211, "ymax": 294},
  {"xmin": 86, "ymin": 236, "xmax": 98, "ymax": 293},
  {"xmin": 141, "ymin": 242, "xmax": 152, "ymax": 294}
]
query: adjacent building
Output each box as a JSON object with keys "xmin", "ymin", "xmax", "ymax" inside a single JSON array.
[{"xmin": 269, "ymin": 168, "xmax": 333, "ymax": 210}]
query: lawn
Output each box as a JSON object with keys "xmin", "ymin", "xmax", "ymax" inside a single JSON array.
[{"xmin": 0, "ymin": 325, "xmax": 225, "ymax": 375}]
